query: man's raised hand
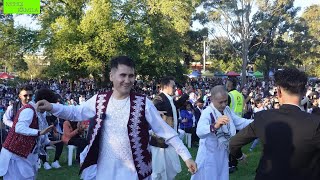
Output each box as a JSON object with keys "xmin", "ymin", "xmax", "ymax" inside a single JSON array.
[
  {"xmin": 36, "ymin": 100, "xmax": 53, "ymax": 113},
  {"xmin": 215, "ymin": 115, "xmax": 229, "ymax": 129}
]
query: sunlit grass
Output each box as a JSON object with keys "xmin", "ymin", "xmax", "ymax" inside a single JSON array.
[{"xmin": 35, "ymin": 143, "xmax": 260, "ymax": 180}]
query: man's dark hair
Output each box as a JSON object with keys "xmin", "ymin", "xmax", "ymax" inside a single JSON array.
[
  {"xmin": 19, "ymin": 85, "xmax": 33, "ymax": 92},
  {"xmin": 274, "ymin": 68, "xmax": 307, "ymax": 95},
  {"xmin": 110, "ymin": 56, "xmax": 135, "ymax": 70},
  {"xmin": 227, "ymin": 78, "xmax": 237, "ymax": 88},
  {"xmin": 160, "ymin": 76, "xmax": 175, "ymax": 89},
  {"xmin": 255, "ymin": 98, "xmax": 262, "ymax": 105},
  {"xmin": 34, "ymin": 88, "xmax": 58, "ymax": 103}
]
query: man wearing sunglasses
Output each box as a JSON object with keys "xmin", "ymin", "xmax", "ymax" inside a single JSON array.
[{"xmin": 3, "ymin": 85, "xmax": 34, "ymax": 129}]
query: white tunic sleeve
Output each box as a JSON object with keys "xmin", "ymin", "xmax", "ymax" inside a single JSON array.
[
  {"xmin": 50, "ymin": 95, "xmax": 97, "ymax": 121},
  {"xmin": 3, "ymin": 105, "xmax": 13, "ymax": 127},
  {"xmin": 228, "ymin": 107, "xmax": 253, "ymax": 130},
  {"xmin": 15, "ymin": 108, "xmax": 38, "ymax": 136},
  {"xmin": 145, "ymin": 99, "xmax": 192, "ymax": 161}
]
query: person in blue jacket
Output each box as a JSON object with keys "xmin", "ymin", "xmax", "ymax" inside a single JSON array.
[{"xmin": 180, "ymin": 101, "xmax": 195, "ymax": 133}]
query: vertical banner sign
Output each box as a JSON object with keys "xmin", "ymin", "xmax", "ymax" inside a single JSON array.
[{"xmin": 3, "ymin": 0, "xmax": 40, "ymax": 14}]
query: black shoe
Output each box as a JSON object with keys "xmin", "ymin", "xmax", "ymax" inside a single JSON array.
[{"xmin": 229, "ymin": 166, "xmax": 238, "ymax": 174}]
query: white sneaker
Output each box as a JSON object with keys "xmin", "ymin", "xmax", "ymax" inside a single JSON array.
[
  {"xmin": 43, "ymin": 162, "xmax": 52, "ymax": 170},
  {"xmin": 51, "ymin": 160, "xmax": 61, "ymax": 169}
]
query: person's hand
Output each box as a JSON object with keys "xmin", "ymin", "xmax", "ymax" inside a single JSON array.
[
  {"xmin": 249, "ymin": 92, "xmax": 254, "ymax": 97},
  {"xmin": 77, "ymin": 122, "xmax": 85, "ymax": 132},
  {"xmin": 53, "ymin": 132, "xmax": 59, "ymax": 139},
  {"xmin": 36, "ymin": 100, "xmax": 53, "ymax": 112},
  {"xmin": 158, "ymin": 111, "xmax": 167, "ymax": 116},
  {"xmin": 182, "ymin": 118, "xmax": 188, "ymax": 123},
  {"xmin": 40, "ymin": 125, "xmax": 54, "ymax": 135},
  {"xmin": 185, "ymin": 158, "xmax": 197, "ymax": 174},
  {"xmin": 214, "ymin": 115, "xmax": 229, "ymax": 129}
]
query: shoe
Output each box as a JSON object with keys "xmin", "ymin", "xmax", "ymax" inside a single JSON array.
[
  {"xmin": 51, "ymin": 160, "xmax": 61, "ymax": 169},
  {"xmin": 43, "ymin": 162, "xmax": 52, "ymax": 170},
  {"xmin": 229, "ymin": 166, "xmax": 237, "ymax": 174}
]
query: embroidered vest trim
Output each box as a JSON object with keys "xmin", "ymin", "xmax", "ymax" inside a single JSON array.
[
  {"xmin": 2, "ymin": 104, "xmax": 39, "ymax": 158},
  {"xmin": 80, "ymin": 91, "xmax": 152, "ymax": 180}
]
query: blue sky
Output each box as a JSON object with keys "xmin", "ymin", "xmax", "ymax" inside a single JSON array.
[{"xmin": 14, "ymin": 0, "xmax": 320, "ymax": 30}]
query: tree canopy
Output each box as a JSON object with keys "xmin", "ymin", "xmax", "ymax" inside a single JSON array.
[{"xmin": 0, "ymin": 0, "xmax": 319, "ymax": 86}]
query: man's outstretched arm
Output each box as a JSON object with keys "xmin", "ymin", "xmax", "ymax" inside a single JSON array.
[{"xmin": 230, "ymin": 121, "xmax": 257, "ymax": 159}]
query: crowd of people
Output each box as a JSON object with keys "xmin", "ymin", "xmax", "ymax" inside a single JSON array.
[{"xmin": 0, "ymin": 56, "xmax": 319, "ymax": 180}]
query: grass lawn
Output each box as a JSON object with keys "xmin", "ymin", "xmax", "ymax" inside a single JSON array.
[{"xmin": 36, "ymin": 144, "xmax": 261, "ymax": 180}]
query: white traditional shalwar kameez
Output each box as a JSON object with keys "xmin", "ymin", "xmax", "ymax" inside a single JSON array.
[
  {"xmin": 191, "ymin": 103, "xmax": 253, "ymax": 180},
  {"xmin": 151, "ymin": 93, "xmax": 181, "ymax": 180},
  {"xmin": 50, "ymin": 94, "xmax": 192, "ymax": 180},
  {"xmin": 0, "ymin": 102, "xmax": 50, "ymax": 180}
]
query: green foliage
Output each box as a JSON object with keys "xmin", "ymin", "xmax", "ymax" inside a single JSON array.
[
  {"xmin": 36, "ymin": 0, "xmax": 199, "ymax": 85},
  {"xmin": 214, "ymin": 58, "xmax": 242, "ymax": 73},
  {"xmin": 182, "ymin": 28, "xmax": 208, "ymax": 66},
  {"xmin": 0, "ymin": 15, "xmax": 37, "ymax": 73},
  {"xmin": 199, "ymin": 0, "xmax": 256, "ymax": 86},
  {"xmin": 199, "ymin": 0, "xmax": 319, "ymax": 82},
  {"xmin": 2, "ymin": 0, "xmax": 318, "ymax": 83},
  {"xmin": 250, "ymin": 0, "xmax": 319, "ymax": 78},
  {"xmin": 37, "ymin": 0, "xmax": 91, "ymax": 81},
  {"xmin": 300, "ymin": 5, "xmax": 320, "ymax": 77}
]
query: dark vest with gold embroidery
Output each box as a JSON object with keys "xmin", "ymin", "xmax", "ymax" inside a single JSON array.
[{"xmin": 80, "ymin": 91, "xmax": 152, "ymax": 180}]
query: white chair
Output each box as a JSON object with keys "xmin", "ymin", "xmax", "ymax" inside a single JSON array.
[
  {"xmin": 45, "ymin": 146, "xmax": 55, "ymax": 161},
  {"xmin": 67, "ymin": 145, "xmax": 77, "ymax": 166},
  {"xmin": 184, "ymin": 133, "xmax": 192, "ymax": 148}
]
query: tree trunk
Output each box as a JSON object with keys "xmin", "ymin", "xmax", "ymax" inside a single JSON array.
[
  {"xmin": 241, "ymin": 39, "xmax": 248, "ymax": 89},
  {"xmin": 264, "ymin": 56, "xmax": 271, "ymax": 96}
]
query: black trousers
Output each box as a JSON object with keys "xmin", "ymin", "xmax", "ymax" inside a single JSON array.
[
  {"xmin": 39, "ymin": 141, "xmax": 64, "ymax": 162},
  {"xmin": 192, "ymin": 127, "xmax": 199, "ymax": 143},
  {"xmin": 183, "ymin": 127, "xmax": 199, "ymax": 144},
  {"xmin": 68, "ymin": 137, "xmax": 88, "ymax": 161}
]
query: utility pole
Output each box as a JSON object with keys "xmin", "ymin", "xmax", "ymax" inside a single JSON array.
[{"xmin": 203, "ymin": 36, "xmax": 206, "ymax": 72}]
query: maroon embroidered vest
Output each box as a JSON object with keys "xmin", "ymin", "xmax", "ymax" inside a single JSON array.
[
  {"xmin": 80, "ymin": 91, "xmax": 152, "ymax": 180},
  {"xmin": 2, "ymin": 104, "xmax": 39, "ymax": 158}
]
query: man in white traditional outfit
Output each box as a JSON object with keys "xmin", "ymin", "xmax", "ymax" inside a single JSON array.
[
  {"xmin": 3, "ymin": 85, "xmax": 34, "ymax": 129},
  {"xmin": 150, "ymin": 76, "xmax": 191, "ymax": 180},
  {"xmin": 191, "ymin": 85, "xmax": 252, "ymax": 180},
  {"xmin": 0, "ymin": 88, "xmax": 58, "ymax": 180},
  {"xmin": 36, "ymin": 56, "xmax": 197, "ymax": 180}
]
